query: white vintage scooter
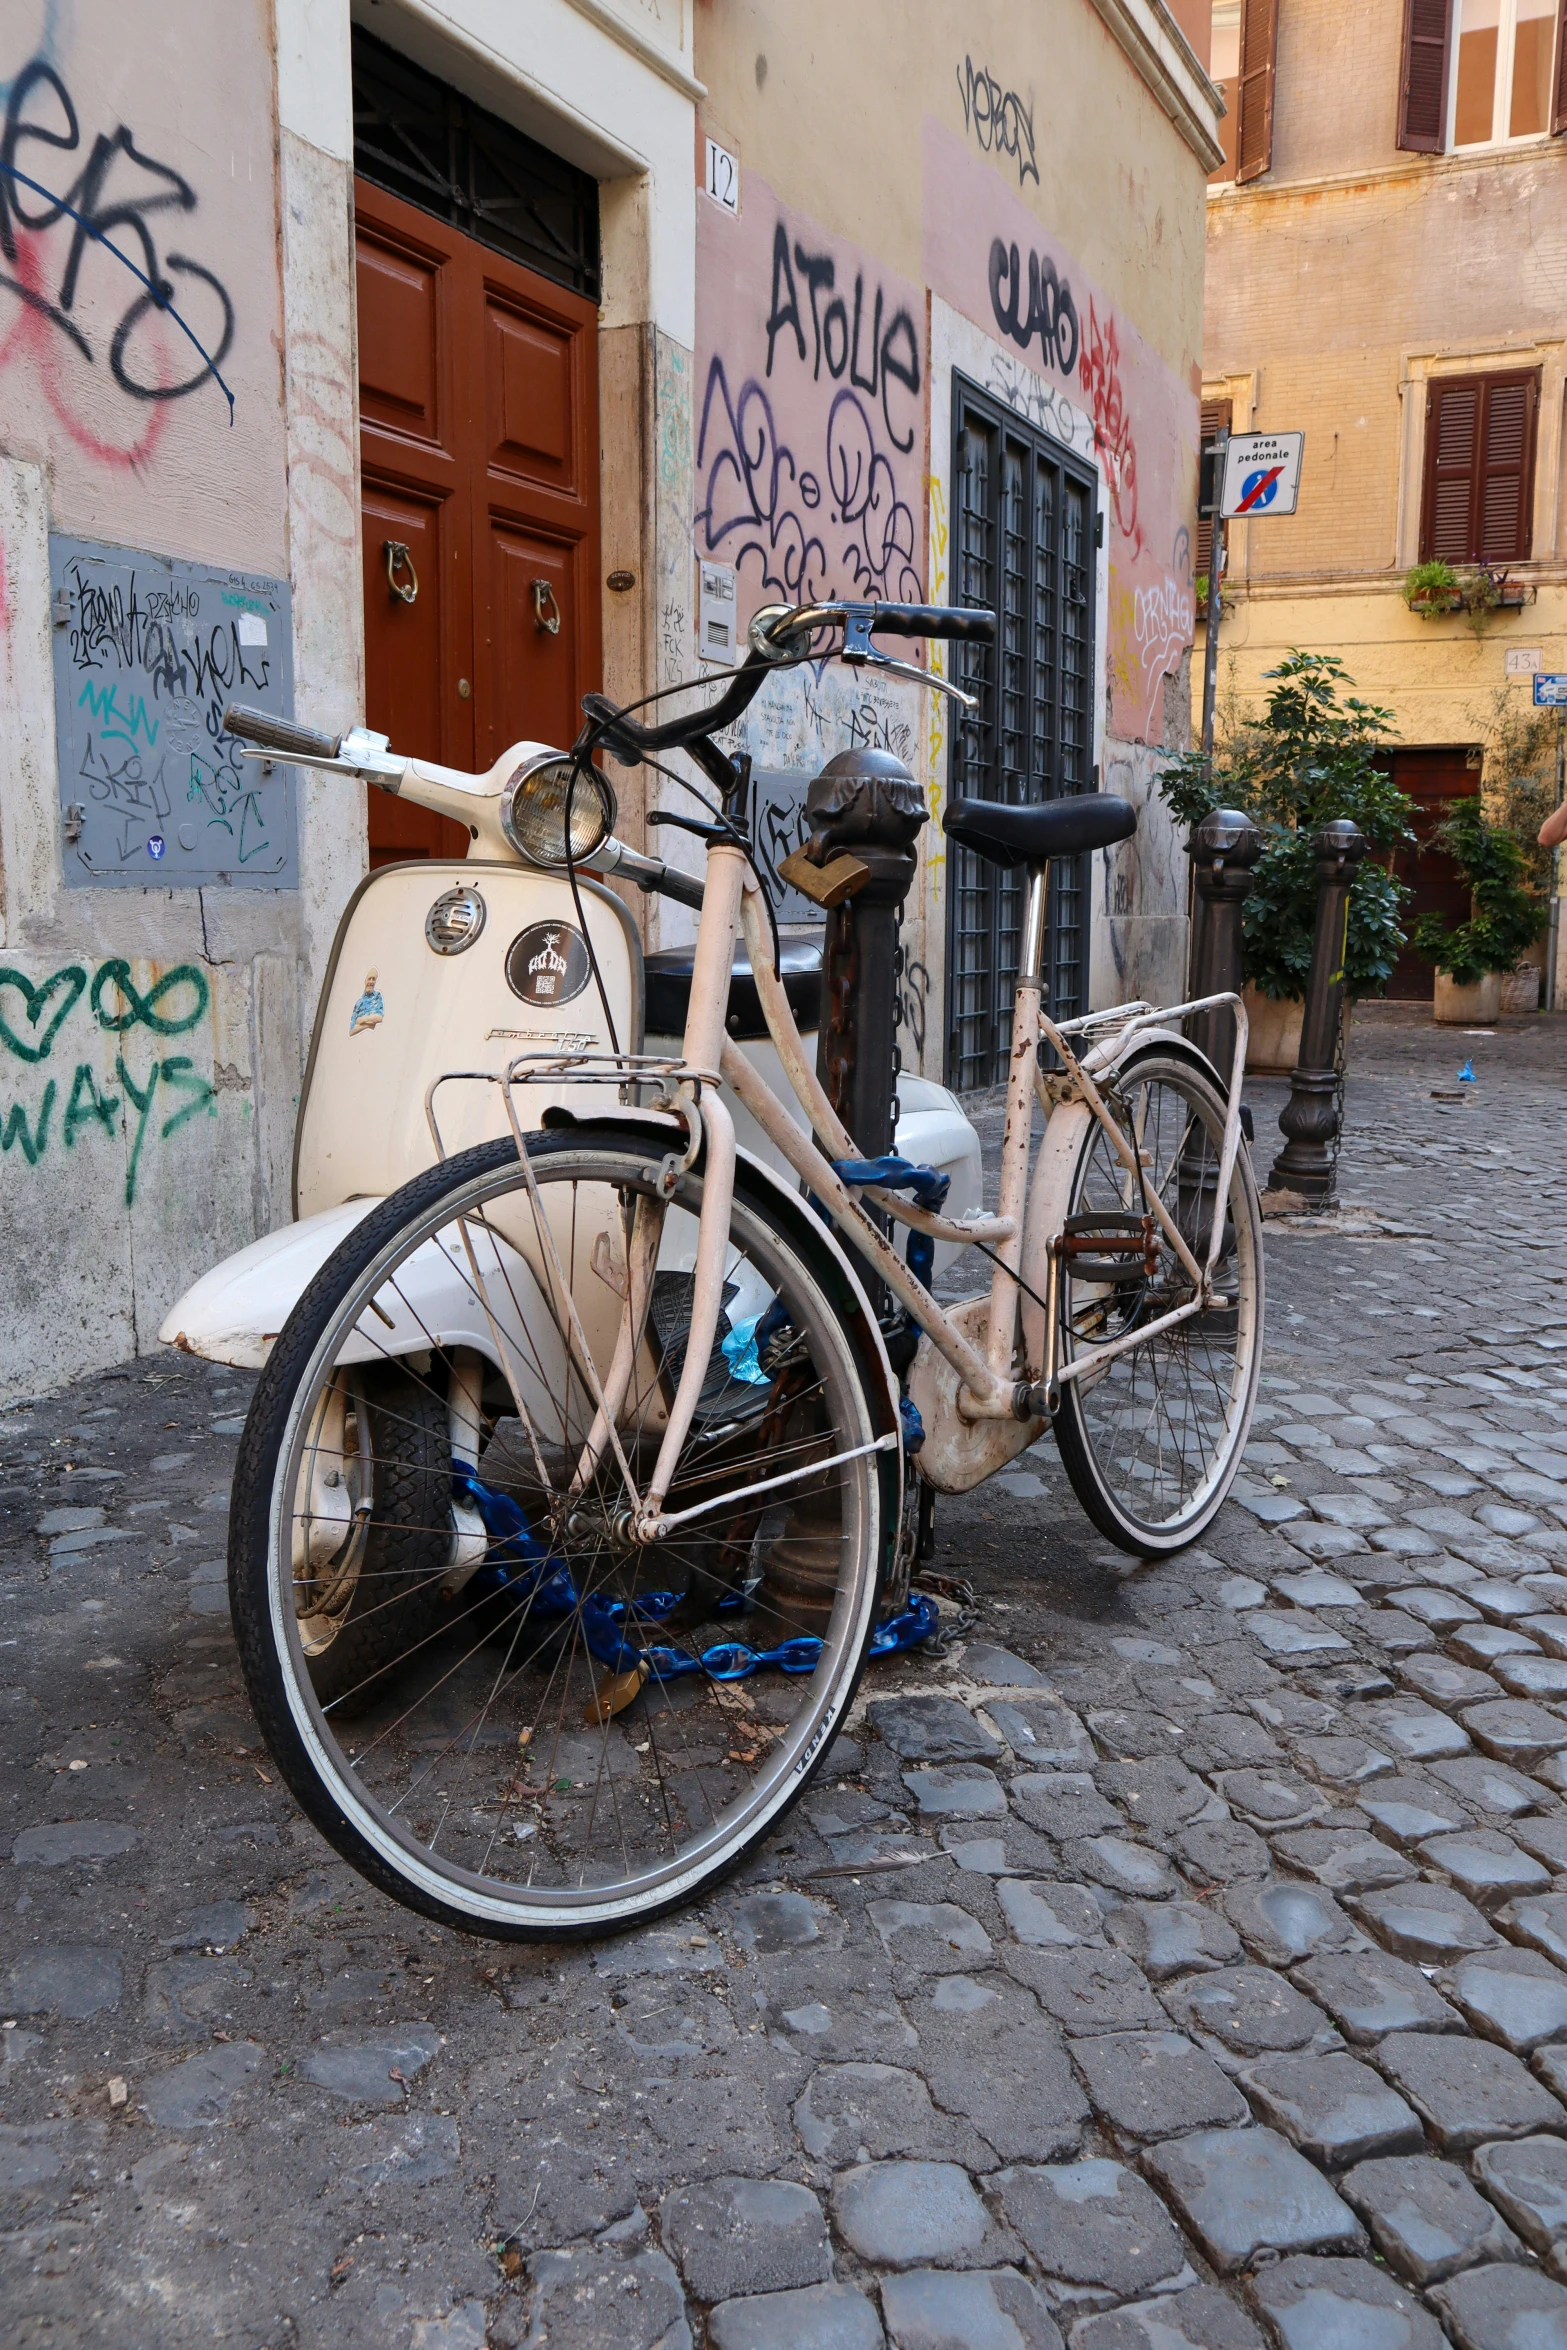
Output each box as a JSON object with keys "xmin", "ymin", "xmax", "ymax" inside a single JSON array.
[{"xmin": 161, "ymin": 703, "xmax": 982, "ymax": 1378}]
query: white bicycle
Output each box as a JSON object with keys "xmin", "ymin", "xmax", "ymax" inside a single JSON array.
[{"xmin": 225, "ymin": 598, "xmax": 1263, "ymax": 1939}]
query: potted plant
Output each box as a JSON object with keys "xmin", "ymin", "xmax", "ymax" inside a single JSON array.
[
  {"xmin": 1403, "ymin": 560, "xmax": 1462, "ymax": 618},
  {"xmin": 1411, "ymin": 794, "xmax": 1547, "ymax": 1022},
  {"xmin": 1159, "ymin": 651, "xmax": 1413, "ymax": 1070}
]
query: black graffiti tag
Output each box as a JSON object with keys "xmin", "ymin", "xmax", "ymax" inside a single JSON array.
[
  {"xmin": 764, "ymin": 223, "xmax": 921, "ymax": 456},
  {"xmin": 0, "ymin": 57, "xmax": 235, "ymax": 403},
  {"xmin": 956, "ymin": 56, "xmax": 1039, "ymax": 188},
  {"xmin": 989, "ymin": 239, "xmax": 1079, "ymax": 379}
]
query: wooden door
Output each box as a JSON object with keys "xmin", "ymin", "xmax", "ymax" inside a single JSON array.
[
  {"xmin": 355, "ymin": 180, "xmax": 601, "ymax": 865},
  {"xmin": 1384, "ymin": 747, "xmax": 1478, "ymax": 999}
]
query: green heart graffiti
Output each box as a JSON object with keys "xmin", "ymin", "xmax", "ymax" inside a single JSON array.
[{"xmin": 0, "ymin": 966, "xmax": 88, "ymax": 1063}]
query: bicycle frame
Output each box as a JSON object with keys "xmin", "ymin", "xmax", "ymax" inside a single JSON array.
[{"xmin": 466, "ymin": 838, "xmax": 1249, "ymax": 1546}]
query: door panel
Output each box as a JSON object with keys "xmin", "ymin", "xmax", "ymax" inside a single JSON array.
[
  {"xmin": 356, "ymin": 232, "xmax": 447, "ymax": 445},
  {"xmin": 360, "ymin": 483, "xmax": 472, "ymax": 863},
  {"xmin": 354, "ymin": 177, "xmax": 600, "ymax": 864},
  {"xmin": 1384, "ymin": 748, "xmax": 1478, "ymax": 1000},
  {"xmin": 485, "ymin": 297, "xmax": 577, "ymax": 486},
  {"xmin": 483, "ymin": 523, "xmax": 581, "ymax": 764}
]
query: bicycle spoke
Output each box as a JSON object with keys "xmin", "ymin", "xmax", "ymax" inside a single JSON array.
[
  {"xmin": 244, "ymin": 1138, "xmax": 879, "ymax": 1926},
  {"xmin": 1055, "ymin": 1059, "xmax": 1261, "ymax": 1545}
]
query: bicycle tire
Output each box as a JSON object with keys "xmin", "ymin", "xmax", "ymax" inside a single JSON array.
[
  {"xmin": 228, "ymin": 1127, "xmax": 895, "ymax": 1941},
  {"xmin": 1050, "ymin": 1048, "xmax": 1264, "ymax": 1553}
]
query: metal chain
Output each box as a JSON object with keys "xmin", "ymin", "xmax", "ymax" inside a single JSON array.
[
  {"xmin": 1328, "ymin": 998, "xmax": 1348, "ymax": 1188},
  {"xmin": 915, "ymin": 1570, "xmax": 979, "ymax": 1656}
]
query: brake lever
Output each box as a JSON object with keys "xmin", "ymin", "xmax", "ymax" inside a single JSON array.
[
  {"xmin": 846, "ymin": 647, "xmax": 977, "ymax": 711},
  {"xmin": 748, "ymin": 601, "xmax": 976, "ymax": 710}
]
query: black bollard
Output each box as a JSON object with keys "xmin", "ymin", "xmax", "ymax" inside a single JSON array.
[
  {"xmin": 1269, "ymin": 818, "xmax": 1366, "ymax": 1203},
  {"xmin": 1185, "ymin": 807, "xmax": 1263, "ymax": 1078},
  {"xmin": 805, "ymin": 748, "xmax": 927, "ymax": 1169},
  {"xmin": 756, "ymin": 747, "xmax": 927, "ymax": 1641}
]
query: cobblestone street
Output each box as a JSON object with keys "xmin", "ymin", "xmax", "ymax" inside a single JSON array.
[{"xmin": 6, "ymin": 1004, "xmax": 1567, "ymax": 2350}]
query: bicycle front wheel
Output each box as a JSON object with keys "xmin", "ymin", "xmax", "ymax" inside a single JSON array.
[
  {"xmin": 228, "ymin": 1128, "xmax": 893, "ymax": 1940},
  {"xmin": 1050, "ymin": 1047, "xmax": 1263, "ymax": 1553}
]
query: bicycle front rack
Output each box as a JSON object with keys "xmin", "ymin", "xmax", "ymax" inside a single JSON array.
[{"xmin": 422, "ymin": 1051, "xmax": 719, "ymax": 1172}]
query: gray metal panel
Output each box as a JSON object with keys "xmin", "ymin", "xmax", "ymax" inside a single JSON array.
[
  {"xmin": 50, "ymin": 534, "xmax": 299, "ymax": 889},
  {"xmin": 747, "ymin": 768, "xmax": 825, "ymax": 925}
]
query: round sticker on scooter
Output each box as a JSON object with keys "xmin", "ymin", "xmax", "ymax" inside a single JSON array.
[{"xmin": 505, "ymin": 921, "xmax": 591, "ymax": 1009}]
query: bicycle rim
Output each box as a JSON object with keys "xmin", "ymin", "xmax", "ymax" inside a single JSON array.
[
  {"xmin": 1051, "ymin": 1052, "xmax": 1263, "ymax": 1551},
  {"xmin": 233, "ymin": 1135, "xmax": 886, "ymax": 1937}
]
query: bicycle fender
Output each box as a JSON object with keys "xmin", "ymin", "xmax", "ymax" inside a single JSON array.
[
  {"xmin": 1019, "ymin": 1098, "xmax": 1092, "ymax": 1383},
  {"xmin": 1098, "ymin": 1025, "xmax": 1227, "ymax": 1095}
]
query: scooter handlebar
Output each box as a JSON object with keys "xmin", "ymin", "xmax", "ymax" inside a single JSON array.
[{"xmin": 223, "ymin": 702, "xmax": 343, "ymax": 761}]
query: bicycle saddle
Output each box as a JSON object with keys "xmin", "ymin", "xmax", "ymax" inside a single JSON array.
[{"xmin": 944, "ymin": 795, "xmax": 1137, "ymax": 868}]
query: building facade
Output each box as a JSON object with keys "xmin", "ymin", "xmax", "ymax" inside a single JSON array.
[
  {"xmin": 1199, "ymin": 0, "xmax": 1567, "ymax": 1000},
  {"xmin": 0, "ymin": 0, "xmax": 1218, "ymax": 1398}
]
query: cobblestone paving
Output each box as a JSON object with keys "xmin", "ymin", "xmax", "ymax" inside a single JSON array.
[{"xmin": 4, "ymin": 1004, "xmax": 1567, "ymax": 2348}]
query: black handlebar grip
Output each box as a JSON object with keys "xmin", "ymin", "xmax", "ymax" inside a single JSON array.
[
  {"xmin": 869, "ymin": 604, "xmax": 997, "ymax": 644},
  {"xmin": 222, "ymin": 702, "xmax": 342, "ymax": 759}
]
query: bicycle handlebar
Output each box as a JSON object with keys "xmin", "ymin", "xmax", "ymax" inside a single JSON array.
[
  {"xmin": 222, "ymin": 702, "xmax": 342, "ymax": 761},
  {"xmin": 579, "ymin": 654, "xmax": 775, "ymax": 766},
  {"xmin": 795, "ymin": 601, "xmax": 998, "ymax": 645},
  {"xmin": 580, "ymin": 599, "xmax": 996, "ymax": 765}
]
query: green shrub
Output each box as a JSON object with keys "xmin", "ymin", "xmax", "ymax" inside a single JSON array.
[
  {"xmin": 1409, "ymin": 794, "xmax": 1546, "ymax": 984},
  {"xmin": 1402, "ymin": 559, "xmax": 1461, "ymax": 612},
  {"xmin": 1158, "ymin": 651, "xmax": 1414, "ymax": 1001}
]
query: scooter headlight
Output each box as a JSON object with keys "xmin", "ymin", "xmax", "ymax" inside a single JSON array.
[{"xmin": 500, "ymin": 755, "xmax": 616, "ymax": 868}]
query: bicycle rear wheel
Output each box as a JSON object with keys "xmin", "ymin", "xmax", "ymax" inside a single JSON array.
[
  {"xmin": 1050, "ymin": 1048, "xmax": 1263, "ymax": 1553},
  {"xmin": 228, "ymin": 1128, "xmax": 894, "ymax": 1940}
]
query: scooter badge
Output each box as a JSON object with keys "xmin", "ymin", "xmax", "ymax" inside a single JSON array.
[
  {"xmin": 505, "ymin": 922, "xmax": 591, "ymax": 1008},
  {"xmin": 349, "ymin": 969, "xmax": 385, "ymax": 1035}
]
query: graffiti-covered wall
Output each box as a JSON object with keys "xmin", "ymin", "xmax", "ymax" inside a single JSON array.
[
  {"xmin": 690, "ymin": 0, "xmax": 1217, "ymax": 1072},
  {"xmin": 0, "ymin": 1, "xmax": 297, "ymax": 1395}
]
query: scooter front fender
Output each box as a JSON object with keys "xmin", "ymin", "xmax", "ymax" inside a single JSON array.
[
  {"xmin": 161, "ymin": 1193, "xmax": 568, "ymax": 1390},
  {"xmin": 159, "ymin": 1201, "xmax": 387, "ymax": 1368}
]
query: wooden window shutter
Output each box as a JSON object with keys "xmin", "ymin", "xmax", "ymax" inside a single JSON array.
[
  {"xmin": 1421, "ymin": 379, "xmax": 1479, "ymax": 562},
  {"xmin": 1554, "ymin": 0, "xmax": 1567, "ymax": 133},
  {"xmin": 1420, "ymin": 371, "xmax": 1538, "ymax": 563},
  {"xmin": 1397, "ymin": 0, "xmax": 1452, "ymax": 152},
  {"xmin": 1196, "ymin": 397, "xmax": 1233, "ymax": 584},
  {"xmin": 1478, "ymin": 377, "xmax": 1536, "ymax": 562},
  {"xmin": 1235, "ymin": 0, "xmax": 1278, "ymax": 181}
]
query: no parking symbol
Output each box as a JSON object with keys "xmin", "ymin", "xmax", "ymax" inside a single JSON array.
[{"xmin": 1221, "ymin": 432, "xmax": 1304, "ymax": 518}]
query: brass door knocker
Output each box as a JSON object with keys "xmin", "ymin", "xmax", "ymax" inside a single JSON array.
[
  {"xmin": 384, "ymin": 540, "xmax": 418, "ymax": 604},
  {"xmin": 531, "ymin": 578, "xmax": 562, "ymax": 635}
]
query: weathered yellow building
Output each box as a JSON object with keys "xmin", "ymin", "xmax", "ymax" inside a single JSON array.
[{"xmin": 1198, "ymin": 0, "xmax": 1567, "ymax": 1000}]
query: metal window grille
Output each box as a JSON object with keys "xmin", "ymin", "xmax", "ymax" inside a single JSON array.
[
  {"xmin": 352, "ymin": 27, "xmax": 601, "ymax": 301},
  {"xmin": 945, "ymin": 377, "xmax": 1098, "ymax": 1093}
]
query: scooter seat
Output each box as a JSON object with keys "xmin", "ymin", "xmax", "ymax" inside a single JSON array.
[
  {"xmin": 644, "ymin": 929, "xmax": 822, "ymax": 1042},
  {"xmin": 944, "ymin": 794, "xmax": 1137, "ymax": 869}
]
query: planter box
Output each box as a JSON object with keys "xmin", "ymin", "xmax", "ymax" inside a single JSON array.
[
  {"xmin": 1434, "ymin": 970, "xmax": 1503, "ymax": 1024},
  {"xmin": 1406, "ymin": 591, "xmax": 1462, "ymax": 618},
  {"xmin": 1242, "ymin": 986, "xmax": 1304, "ymax": 1073},
  {"xmin": 1502, "ymin": 964, "xmax": 1541, "ymax": 1014}
]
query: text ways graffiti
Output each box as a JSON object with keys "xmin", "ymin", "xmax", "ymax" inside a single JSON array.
[{"xmin": 0, "ymin": 958, "xmax": 217, "ymax": 1205}]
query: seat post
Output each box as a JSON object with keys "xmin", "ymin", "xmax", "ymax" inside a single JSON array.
[
  {"xmin": 985, "ymin": 857, "xmax": 1049, "ymax": 1377},
  {"xmin": 1019, "ymin": 861, "xmax": 1051, "ymax": 992}
]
